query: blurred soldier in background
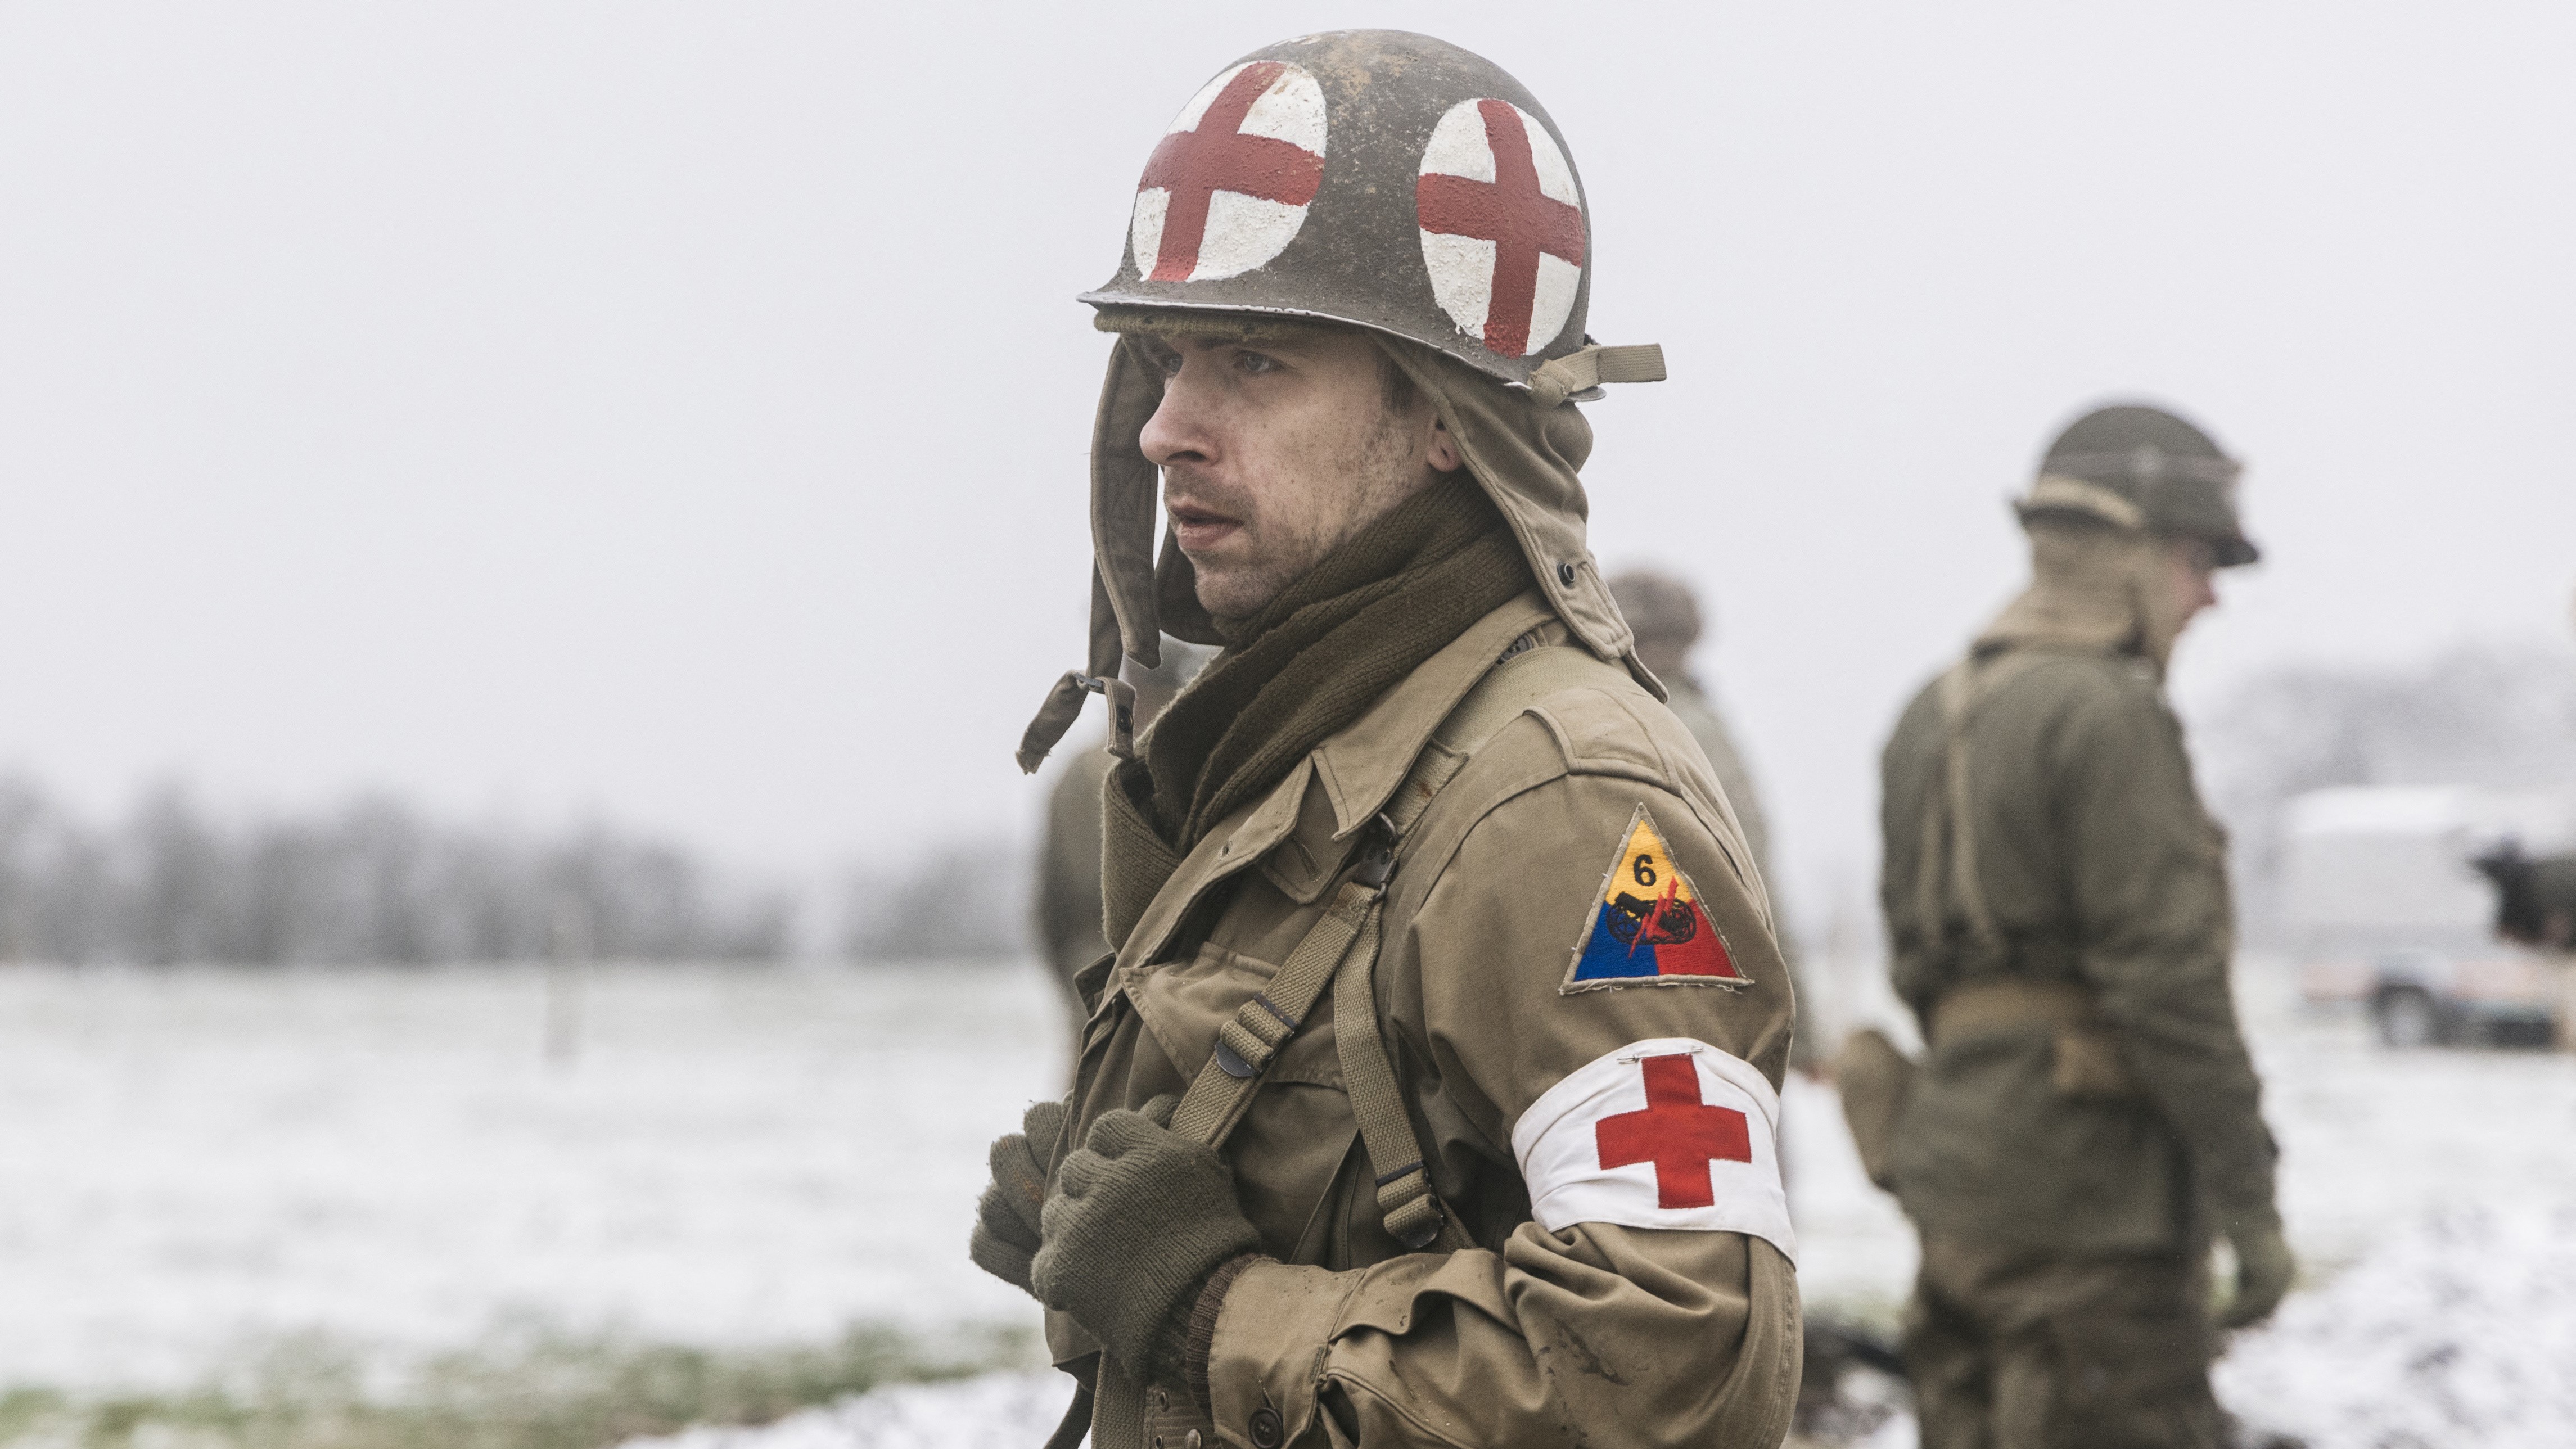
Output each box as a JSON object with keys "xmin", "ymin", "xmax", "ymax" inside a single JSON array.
[
  {"xmin": 1608, "ymin": 568, "xmax": 1818, "ymax": 1071},
  {"xmin": 972, "ymin": 31, "xmax": 1801, "ymax": 1449},
  {"xmin": 1857, "ymin": 404, "xmax": 2294, "ymax": 1448},
  {"xmin": 1032, "ymin": 643, "xmax": 1206, "ymax": 1044}
]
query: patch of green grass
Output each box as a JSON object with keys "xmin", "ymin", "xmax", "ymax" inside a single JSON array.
[{"xmin": 1, "ymin": 1322, "xmax": 1029, "ymax": 1449}]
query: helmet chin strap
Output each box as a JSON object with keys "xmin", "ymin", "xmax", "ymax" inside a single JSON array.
[
  {"xmin": 1090, "ymin": 336, "xmax": 1170, "ymax": 670},
  {"xmin": 1016, "ymin": 335, "xmax": 1178, "ymax": 775},
  {"xmin": 1017, "ymin": 565, "xmax": 1144, "ymax": 775}
]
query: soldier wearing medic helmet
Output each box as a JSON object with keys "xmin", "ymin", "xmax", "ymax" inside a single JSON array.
[
  {"xmin": 1857, "ymin": 403, "xmax": 2293, "ymax": 1448},
  {"xmin": 978, "ymin": 30, "xmax": 1802, "ymax": 1449}
]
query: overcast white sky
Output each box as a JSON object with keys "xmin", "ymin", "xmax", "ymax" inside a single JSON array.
[{"xmin": 1, "ymin": 3, "xmax": 2570, "ymax": 930}]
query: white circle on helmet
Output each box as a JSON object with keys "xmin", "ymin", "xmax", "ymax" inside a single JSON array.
[
  {"xmin": 1128, "ymin": 61, "xmax": 1328, "ymax": 285},
  {"xmin": 1415, "ymin": 98, "xmax": 1585, "ymax": 358}
]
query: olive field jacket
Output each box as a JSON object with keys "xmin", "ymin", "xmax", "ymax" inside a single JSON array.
[{"xmin": 1059, "ymin": 593, "xmax": 1802, "ymax": 1449}]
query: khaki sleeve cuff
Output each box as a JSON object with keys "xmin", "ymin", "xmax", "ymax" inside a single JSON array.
[{"xmin": 1206, "ymin": 1260, "xmax": 1362, "ymax": 1448}]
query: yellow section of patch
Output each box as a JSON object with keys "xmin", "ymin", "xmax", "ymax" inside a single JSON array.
[{"xmin": 1603, "ymin": 812, "xmax": 1694, "ymax": 906}]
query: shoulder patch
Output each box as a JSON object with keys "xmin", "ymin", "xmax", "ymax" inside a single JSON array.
[{"xmin": 1562, "ymin": 804, "xmax": 1748, "ymax": 993}]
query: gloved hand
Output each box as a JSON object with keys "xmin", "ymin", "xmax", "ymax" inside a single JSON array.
[
  {"xmin": 1030, "ymin": 1095, "xmax": 1261, "ymax": 1387},
  {"xmin": 2215, "ymin": 1215, "xmax": 2297, "ymax": 1329},
  {"xmin": 969, "ymin": 1099, "xmax": 1068, "ymax": 1295}
]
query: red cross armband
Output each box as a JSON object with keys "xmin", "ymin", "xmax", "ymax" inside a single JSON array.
[{"xmin": 1508, "ymin": 1039, "xmax": 1796, "ymax": 1263}]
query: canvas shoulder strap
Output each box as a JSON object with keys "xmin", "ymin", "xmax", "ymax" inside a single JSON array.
[
  {"xmin": 1337, "ymin": 639, "xmax": 1608, "ymax": 1251},
  {"xmin": 1912, "ymin": 649, "xmax": 2048, "ymax": 962},
  {"xmin": 1084, "ymin": 640, "xmax": 1616, "ymax": 1449},
  {"xmin": 1163, "ymin": 633, "xmax": 1612, "ymax": 1252}
]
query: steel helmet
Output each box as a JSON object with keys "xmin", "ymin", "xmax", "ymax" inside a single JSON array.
[
  {"xmin": 1018, "ymin": 31, "xmax": 1666, "ymax": 771},
  {"xmin": 1081, "ymin": 29, "xmax": 1652, "ymax": 391},
  {"xmin": 2020, "ymin": 403, "xmax": 2261, "ymax": 566}
]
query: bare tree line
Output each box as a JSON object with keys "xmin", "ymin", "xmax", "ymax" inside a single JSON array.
[
  {"xmin": 35, "ymin": 640, "xmax": 2554, "ymax": 968},
  {"xmin": 839, "ymin": 840, "xmax": 1030, "ymax": 963},
  {"xmin": 0, "ymin": 778, "xmax": 792, "ymax": 965}
]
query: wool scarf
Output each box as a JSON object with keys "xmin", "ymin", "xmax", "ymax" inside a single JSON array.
[{"xmin": 1097, "ymin": 471, "xmax": 1528, "ymax": 948}]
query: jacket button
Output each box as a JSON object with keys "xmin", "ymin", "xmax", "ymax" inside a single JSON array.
[
  {"xmin": 1248, "ymin": 1406, "xmax": 1284, "ymax": 1448},
  {"xmin": 1557, "ymin": 561, "xmax": 1577, "ymax": 585},
  {"xmin": 1187, "ymin": 1433, "xmax": 1203, "ymax": 1449}
]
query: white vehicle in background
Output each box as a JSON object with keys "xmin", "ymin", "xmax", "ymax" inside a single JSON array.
[{"xmin": 2281, "ymin": 786, "xmax": 2575, "ymax": 1049}]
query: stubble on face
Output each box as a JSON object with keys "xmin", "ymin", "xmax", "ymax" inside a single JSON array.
[
  {"xmin": 1168, "ymin": 401, "xmax": 1424, "ymax": 622},
  {"xmin": 1142, "ymin": 330, "xmax": 1441, "ymax": 625}
]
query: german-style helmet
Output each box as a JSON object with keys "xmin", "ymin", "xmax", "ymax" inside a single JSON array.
[
  {"xmin": 1081, "ymin": 29, "xmax": 1642, "ymax": 392},
  {"xmin": 2019, "ymin": 403, "xmax": 2261, "ymax": 566}
]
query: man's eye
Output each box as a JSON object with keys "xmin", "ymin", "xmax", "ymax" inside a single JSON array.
[{"xmin": 1234, "ymin": 350, "xmax": 1281, "ymax": 376}]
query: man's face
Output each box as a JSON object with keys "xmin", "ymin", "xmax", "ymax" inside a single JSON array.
[
  {"xmin": 1134, "ymin": 327, "xmax": 1458, "ymax": 623},
  {"xmin": 2159, "ymin": 534, "xmax": 2221, "ymax": 638}
]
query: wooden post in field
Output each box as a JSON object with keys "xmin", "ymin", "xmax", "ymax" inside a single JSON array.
[{"xmin": 547, "ymin": 891, "xmax": 594, "ymax": 1069}]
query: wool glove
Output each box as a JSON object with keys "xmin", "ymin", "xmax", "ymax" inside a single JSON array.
[
  {"xmin": 1030, "ymin": 1095, "xmax": 1261, "ymax": 1388},
  {"xmin": 968, "ymin": 1099, "xmax": 1068, "ymax": 1296},
  {"xmin": 2216, "ymin": 1215, "xmax": 2297, "ymax": 1328}
]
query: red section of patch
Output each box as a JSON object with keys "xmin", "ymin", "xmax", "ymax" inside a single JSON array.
[
  {"xmin": 1137, "ymin": 62, "xmax": 1325, "ymax": 282},
  {"xmin": 1413, "ymin": 99, "xmax": 1586, "ymax": 355},
  {"xmin": 1654, "ymin": 899, "xmax": 1739, "ymax": 978},
  {"xmin": 1593, "ymin": 1054, "xmax": 1751, "ymax": 1209}
]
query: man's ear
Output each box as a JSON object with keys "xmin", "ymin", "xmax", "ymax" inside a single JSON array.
[{"xmin": 1427, "ymin": 415, "xmax": 1463, "ymax": 473}]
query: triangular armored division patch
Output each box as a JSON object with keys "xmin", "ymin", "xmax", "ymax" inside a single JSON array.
[{"xmin": 1562, "ymin": 804, "xmax": 1748, "ymax": 994}]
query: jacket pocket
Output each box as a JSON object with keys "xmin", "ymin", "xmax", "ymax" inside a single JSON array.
[
  {"xmin": 1893, "ymin": 1030, "xmax": 2179, "ymax": 1254},
  {"xmin": 1127, "ymin": 941, "xmax": 1357, "ymax": 1258}
]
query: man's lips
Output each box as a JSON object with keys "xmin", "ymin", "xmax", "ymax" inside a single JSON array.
[{"xmin": 1168, "ymin": 502, "xmax": 1243, "ymax": 551}]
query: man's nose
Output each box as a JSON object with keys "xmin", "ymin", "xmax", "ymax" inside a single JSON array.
[{"xmin": 1138, "ymin": 364, "xmax": 1215, "ymax": 467}]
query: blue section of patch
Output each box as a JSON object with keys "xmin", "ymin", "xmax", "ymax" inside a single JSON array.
[{"xmin": 1572, "ymin": 911, "xmax": 1659, "ymax": 981}]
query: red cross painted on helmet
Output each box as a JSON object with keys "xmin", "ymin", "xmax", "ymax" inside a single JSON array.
[
  {"xmin": 1593, "ymin": 1053, "xmax": 1752, "ymax": 1210},
  {"xmin": 1129, "ymin": 61, "xmax": 1328, "ymax": 285},
  {"xmin": 1415, "ymin": 98, "xmax": 1587, "ymax": 358}
]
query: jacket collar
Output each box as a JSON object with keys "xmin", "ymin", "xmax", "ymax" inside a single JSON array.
[
  {"xmin": 1112, "ymin": 593, "xmax": 1557, "ymax": 973},
  {"xmin": 1307, "ymin": 591, "xmax": 1553, "ymax": 841}
]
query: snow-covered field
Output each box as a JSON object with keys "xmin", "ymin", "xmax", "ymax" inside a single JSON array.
[
  {"xmin": 1, "ymin": 957, "xmax": 2570, "ymax": 1446},
  {"xmin": 0, "ymin": 960, "xmax": 1065, "ymax": 1393},
  {"xmin": 621, "ymin": 1373, "xmax": 1077, "ymax": 1449}
]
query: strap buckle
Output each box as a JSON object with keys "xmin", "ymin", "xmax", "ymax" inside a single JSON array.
[
  {"xmin": 1211, "ymin": 993, "xmax": 1300, "ymax": 1080},
  {"xmin": 1352, "ymin": 812, "xmax": 1398, "ymax": 889},
  {"xmin": 1373, "ymin": 1159, "xmax": 1447, "ymax": 1250}
]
